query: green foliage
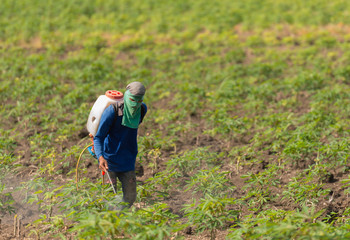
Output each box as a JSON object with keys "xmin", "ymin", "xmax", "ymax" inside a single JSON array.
[
  {"xmin": 282, "ymin": 165, "xmax": 331, "ymax": 205},
  {"xmin": 228, "ymin": 206, "xmax": 350, "ymax": 239},
  {"xmin": 138, "ymin": 169, "xmax": 181, "ymax": 202},
  {"xmin": 166, "ymin": 147, "xmax": 219, "ymax": 176},
  {"xmin": 241, "ymin": 164, "xmax": 281, "ymax": 210},
  {"xmin": 184, "ymin": 195, "xmax": 238, "ymax": 240},
  {"xmin": 2, "ymin": 1, "xmax": 350, "ymax": 239},
  {"xmin": 185, "ymin": 166, "xmax": 235, "ymax": 197},
  {"xmin": 341, "ymin": 175, "xmax": 350, "ymax": 195},
  {"xmin": 0, "ymin": 183, "xmax": 15, "ymax": 215},
  {"xmin": 71, "ymin": 203, "xmax": 180, "ymax": 240}
]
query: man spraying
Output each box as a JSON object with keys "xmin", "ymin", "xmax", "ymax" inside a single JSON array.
[{"xmin": 93, "ymin": 82, "xmax": 147, "ymax": 209}]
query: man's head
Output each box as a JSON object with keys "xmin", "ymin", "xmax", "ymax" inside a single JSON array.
[
  {"xmin": 126, "ymin": 82, "xmax": 146, "ymax": 96},
  {"xmin": 124, "ymin": 82, "xmax": 145, "ymax": 116}
]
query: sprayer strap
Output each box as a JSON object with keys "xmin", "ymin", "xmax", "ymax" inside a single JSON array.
[
  {"xmin": 110, "ymin": 102, "xmax": 122, "ymax": 131},
  {"xmin": 112, "ymin": 102, "xmax": 123, "ymax": 119},
  {"xmin": 140, "ymin": 104, "xmax": 146, "ymax": 124}
]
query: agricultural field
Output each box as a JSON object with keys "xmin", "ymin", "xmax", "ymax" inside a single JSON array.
[{"xmin": 2, "ymin": 0, "xmax": 350, "ymax": 239}]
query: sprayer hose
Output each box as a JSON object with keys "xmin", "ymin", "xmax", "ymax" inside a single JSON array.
[{"xmin": 76, "ymin": 143, "xmax": 93, "ymax": 191}]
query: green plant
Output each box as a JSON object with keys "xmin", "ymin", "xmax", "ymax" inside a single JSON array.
[
  {"xmin": 282, "ymin": 168, "xmax": 330, "ymax": 205},
  {"xmin": 166, "ymin": 147, "xmax": 219, "ymax": 176},
  {"xmin": 241, "ymin": 164, "xmax": 281, "ymax": 210},
  {"xmin": 138, "ymin": 169, "xmax": 181, "ymax": 203},
  {"xmin": 71, "ymin": 203, "xmax": 180, "ymax": 240},
  {"xmin": 184, "ymin": 194, "xmax": 238, "ymax": 240},
  {"xmin": 228, "ymin": 206, "xmax": 348, "ymax": 240},
  {"xmin": 0, "ymin": 183, "xmax": 15, "ymax": 215},
  {"xmin": 185, "ymin": 166, "xmax": 235, "ymax": 197}
]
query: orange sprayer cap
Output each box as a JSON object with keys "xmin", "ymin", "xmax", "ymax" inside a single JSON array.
[{"xmin": 105, "ymin": 90, "xmax": 123, "ymax": 100}]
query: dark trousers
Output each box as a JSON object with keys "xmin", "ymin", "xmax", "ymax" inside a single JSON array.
[{"xmin": 107, "ymin": 170, "xmax": 137, "ymax": 209}]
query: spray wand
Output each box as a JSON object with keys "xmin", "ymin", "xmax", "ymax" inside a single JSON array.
[{"xmin": 105, "ymin": 171, "xmax": 117, "ymax": 195}]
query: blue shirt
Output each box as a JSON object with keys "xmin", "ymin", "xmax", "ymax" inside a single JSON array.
[{"xmin": 94, "ymin": 103, "xmax": 147, "ymax": 172}]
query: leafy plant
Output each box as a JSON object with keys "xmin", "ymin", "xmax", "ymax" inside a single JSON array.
[
  {"xmin": 228, "ymin": 206, "xmax": 349, "ymax": 239},
  {"xmin": 0, "ymin": 183, "xmax": 15, "ymax": 215},
  {"xmin": 166, "ymin": 147, "xmax": 219, "ymax": 176},
  {"xmin": 184, "ymin": 194, "xmax": 238, "ymax": 240},
  {"xmin": 185, "ymin": 166, "xmax": 235, "ymax": 197},
  {"xmin": 241, "ymin": 164, "xmax": 281, "ymax": 210},
  {"xmin": 282, "ymin": 166, "xmax": 330, "ymax": 205},
  {"xmin": 71, "ymin": 203, "xmax": 180, "ymax": 240}
]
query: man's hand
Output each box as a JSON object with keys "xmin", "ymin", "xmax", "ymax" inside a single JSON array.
[{"xmin": 99, "ymin": 156, "xmax": 108, "ymax": 172}]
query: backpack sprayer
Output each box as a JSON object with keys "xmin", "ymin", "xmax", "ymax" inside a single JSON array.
[{"xmin": 76, "ymin": 90, "xmax": 124, "ymax": 190}]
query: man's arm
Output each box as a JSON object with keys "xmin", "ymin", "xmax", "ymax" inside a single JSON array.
[{"xmin": 93, "ymin": 105, "xmax": 115, "ymax": 171}]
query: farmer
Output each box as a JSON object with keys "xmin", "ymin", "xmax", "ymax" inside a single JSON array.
[{"xmin": 94, "ymin": 81, "xmax": 147, "ymax": 210}]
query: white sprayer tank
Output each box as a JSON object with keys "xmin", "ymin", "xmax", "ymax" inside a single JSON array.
[{"xmin": 87, "ymin": 90, "xmax": 124, "ymax": 136}]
